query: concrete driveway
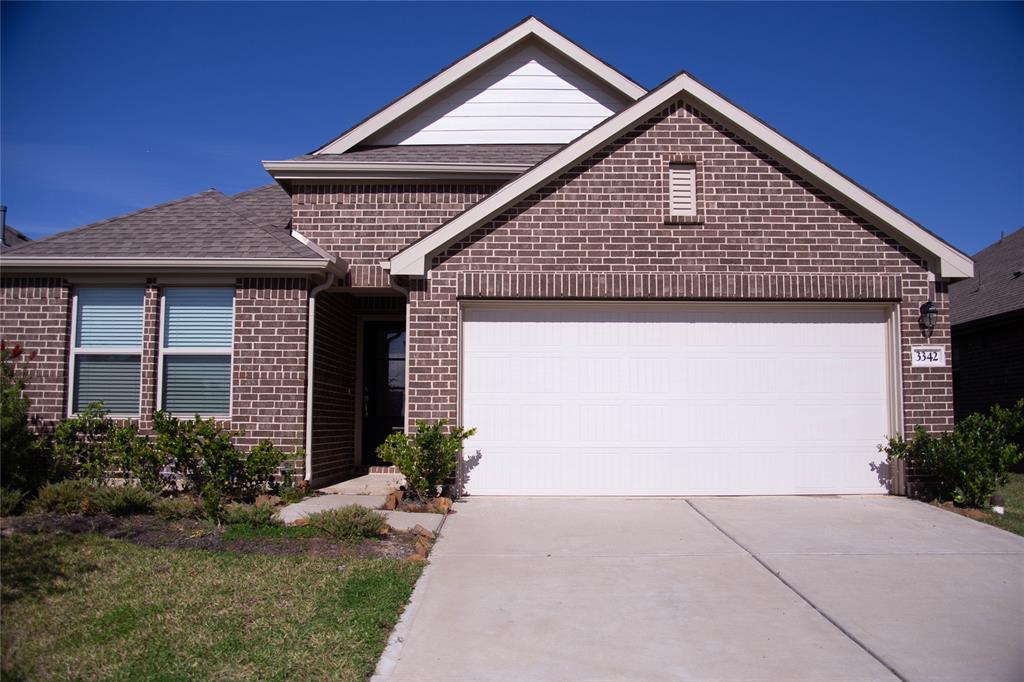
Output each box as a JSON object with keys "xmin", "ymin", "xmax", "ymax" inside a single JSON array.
[{"xmin": 375, "ymin": 497, "xmax": 1024, "ymax": 681}]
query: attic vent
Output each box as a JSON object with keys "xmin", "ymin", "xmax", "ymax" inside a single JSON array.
[{"xmin": 669, "ymin": 163, "xmax": 697, "ymax": 216}]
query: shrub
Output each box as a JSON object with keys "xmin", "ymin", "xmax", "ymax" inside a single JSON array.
[
  {"xmin": 91, "ymin": 486, "xmax": 157, "ymax": 517},
  {"xmin": 33, "ymin": 480, "xmax": 96, "ymax": 515},
  {"xmin": 53, "ymin": 403, "xmax": 118, "ymax": 485},
  {"xmin": 0, "ymin": 342, "xmax": 50, "ymax": 492},
  {"xmin": 153, "ymin": 495, "xmax": 204, "ymax": 520},
  {"xmin": 113, "ymin": 423, "xmax": 169, "ymax": 493},
  {"xmin": 0, "ymin": 487, "xmax": 27, "ymax": 516},
  {"xmin": 376, "ymin": 419, "xmax": 476, "ymax": 501},
  {"xmin": 152, "ymin": 413, "xmax": 291, "ymax": 517},
  {"xmin": 306, "ymin": 505, "xmax": 387, "ymax": 544},
  {"xmin": 883, "ymin": 399, "xmax": 1024, "ymax": 508},
  {"xmin": 221, "ymin": 501, "xmax": 280, "ymax": 528}
]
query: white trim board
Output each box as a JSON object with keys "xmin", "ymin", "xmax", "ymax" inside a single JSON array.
[
  {"xmin": 389, "ymin": 72, "xmax": 973, "ymax": 280},
  {"xmin": 312, "ymin": 17, "xmax": 645, "ymax": 156}
]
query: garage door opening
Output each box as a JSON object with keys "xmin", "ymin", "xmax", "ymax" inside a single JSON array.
[{"xmin": 460, "ymin": 303, "xmax": 896, "ymax": 496}]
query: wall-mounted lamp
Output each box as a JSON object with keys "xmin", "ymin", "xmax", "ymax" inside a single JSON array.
[{"xmin": 919, "ymin": 301, "xmax": 938, "ymax": 335}]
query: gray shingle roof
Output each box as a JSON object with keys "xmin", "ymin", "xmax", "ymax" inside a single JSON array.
[
  {"xmin": 1, "ymin": 224, "xmax": 30, "ymax": 251},
  {"xmin": 950, "ymin": 226, "xmax": 1024, "ymax": 326},
  {"xmin": 2, "ymin": 188, "xmax": 318, "ymax": 260},
  {"xmin": 295, "ymin": 144, "xmax": 564, "ymax": 166}
]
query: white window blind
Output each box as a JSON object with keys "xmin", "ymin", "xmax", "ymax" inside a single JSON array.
[
  {"xmin": 669, "ymin": 163, "xmax": 697, "ymax": 216},
  {"xmin": 71, "ymin": 287, "xmax": 144, "ymax": 415},
  {"xmin": 160, "ymin": 287, "xmax": 234, "ymax": 416}
]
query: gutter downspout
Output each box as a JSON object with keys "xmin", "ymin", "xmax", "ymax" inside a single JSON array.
[{"xmin": 304, "ymin": 271, "xmax": 336, "ymax": 483}]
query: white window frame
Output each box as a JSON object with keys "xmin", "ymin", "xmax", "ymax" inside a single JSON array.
[
  {"xmin": 156, "ymin": 286, "xmax": 235, "ymax": 419},
  {"xmin": 66, "ymin": 286, "xmax": 145, "ymax": 418}
]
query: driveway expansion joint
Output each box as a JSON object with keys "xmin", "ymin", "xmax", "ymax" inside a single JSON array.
[{"xmin": 685, "ymin": 499, "xmax": 909, "ymax": 682}]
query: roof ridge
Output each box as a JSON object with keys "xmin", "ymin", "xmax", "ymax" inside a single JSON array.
[
  {"xmin": 206, "ymin": 189, "xmax": 324, "ymax": 260},
  {"xmin": 229, "ymin": 184, "xmax": 280, "ymax": 199},
  {"xmin": 3, "ymin": 189, "xmax": 225, "ymax": 253}
]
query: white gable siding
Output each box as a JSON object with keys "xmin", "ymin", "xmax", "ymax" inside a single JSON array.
[{"xmin": 367, "ymin": 42, "xmax": 631, "ymax": 145}]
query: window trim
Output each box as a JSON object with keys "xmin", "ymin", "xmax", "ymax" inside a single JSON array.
[
  {"xmin": 156, "ymin": 286, "xmax": 236, "ymax": 419},
  {"xmin": 66, "ymin": 286, "xmax": 145, "ymax": 418}
]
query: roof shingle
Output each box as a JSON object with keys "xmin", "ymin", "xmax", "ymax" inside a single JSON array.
[
  {"xmin": 296, "ymin": 144, "xmax": 564, "ymax": 166},
  {"xmin": 950, "ymin": 226, "xmax": 1024, "ymax": 326},
  {"xmin": 2, "ymin": 188, "xmax": 317, "ymax": 260}
]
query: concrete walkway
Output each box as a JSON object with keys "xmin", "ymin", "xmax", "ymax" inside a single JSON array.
[{"xmin": 375, "ymin": 496, "xmax": 1024, "ymax": 682}]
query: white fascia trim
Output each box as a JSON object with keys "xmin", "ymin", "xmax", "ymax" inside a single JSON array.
[
  {"xmin": 389, "ymin": 73, "xmax": 973, "ymax": 280},
  {"xmin": 1, "ymin": 257, "xmax": 346, "ymax": 275},
  {"xmin": 262, "ymin": 160, "xmax": 529, "ymax": 181},
  {"xmin": 313, "ymin": 17, "xmax": 646, "ymax": 156}
]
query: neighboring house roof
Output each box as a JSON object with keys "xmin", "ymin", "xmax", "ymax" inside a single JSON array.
[
  {"xmin": 1, "ymin": 224, "xmax": 31, "ymax": 251},
  {"xmin": 950, "ymin": 226, "xmax": 1024, "ymax": 326},
  {"xmin": 388, "ymin": 71, "xmax": 975, "ymax": 279},
  {"xmin": 1, "ymin": 187, "xmax": 342, "ymax": 275}
]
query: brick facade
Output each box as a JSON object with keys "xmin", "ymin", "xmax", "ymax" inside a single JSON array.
[
  {"xmin": 397, "ymin": 100, "xmax": 953, "ymax": 443},
  {"xmin": 0, "ymin": 277, "xmax": 71, "ymax": 430}
]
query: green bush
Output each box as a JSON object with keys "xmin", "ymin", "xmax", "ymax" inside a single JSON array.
[
  {"xmin": 883, "ymin": 399, "xmax": 1024, "ymax": 508},
  {"xmin": 306, "ymin": 505, "xmax": 387, "ymax": 544},
  {"xmin": 152, "ymin": 413, "xmax": 290, "ymax": 518},
  {"xmin": 376, "ymin": 419, "xmax": 476, "ymax": 501},
  {"xmin": 0, "ymin": 487, "xmax": 27, "ymax": 516},
  {"xmin": 91, "ymin": 486, "xmax": 157, "ymax": 517},
  {"xmin": 53, "ymin": 404, "xmax": 118, "ymax": 485},
  {"xmin": 113, "ymin": 422, "xmax": 169, "ymax": 493},
  {"xmin": 0, "ymin": 342, "xmax": 51, "ymax": 492},
  {"xmin": 153, "ymin": 495, "xmax": 204, "ymax": 520},
  {"xmin": 33, "ymin": 480, "xmax": 96, "ymax": 515},
  {"xmin": 220, "ymin": 501, "xmax": 281, "ymax": 528}
]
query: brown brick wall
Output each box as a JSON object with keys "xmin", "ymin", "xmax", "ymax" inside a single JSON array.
[
  {"xmin": 0, "ymin": 277, "xmax": 71, "ymax": 430},
  {"xmin": 310, "ymin": 290, "xmax": 356, "ymax": 485},
  {"xmin": 232, "ymin": 278, "xmax": 309, "ymax": 456},
  {"xmin": 291, "ymin": 183, "xmax": 499, "ymax": 288},
  {"xmin": 404, "ymin": 99, "xmax": 953, "ymax": 442},
  {"xmin": 953, "ymin": 312, "xmax": 1024, "ymax": 422}
]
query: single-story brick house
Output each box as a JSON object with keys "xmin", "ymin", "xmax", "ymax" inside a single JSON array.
[{"xmin": 1, "ymin": 17, "xmax": 973, "ymax": 495}]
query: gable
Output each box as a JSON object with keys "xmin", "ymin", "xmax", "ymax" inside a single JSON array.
[
  {"xmin": 389, "ymin": 72, "xmax": 973, "ymax": 279},
  {"xmin": 365, "ymin": 41, "xmax": 632, "ymax": 146}
]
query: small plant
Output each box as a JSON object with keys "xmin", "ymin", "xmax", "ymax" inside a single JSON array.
[
  {"xmin": 237, "ymin": 440, "xmax": 288, "ymax": 500},
  {"xmin": 33, "ymin": 480, "xmax": 96, "ymax": 515},
  {"xmin": 91, "ymin": 486, "xmax": 157, "ymax": 517},
  {"xmin": 277, "ymin": 461, "xmax": 306, "ymax": 504},
  {"xmin": 153, "ymin": 495, "xmax": 204, "ymax": 520},
  {"xmin": 115, "ymin": 423, "xmax": 169, "ymax": 493},
  {"xmin": 221, "ymin": 501, "xmax": 280, "ymax": 528},
  {"xmin": 883, "ymin": 399, "xmax": 1024, "ymax": 508},
  {"xmin": 376, "ymin": 419, "xmax": 476, "ymax": 501},
  {"xmin": 53, "ymin": 403, "xmax": 119, "ymax": 485},
  {"xmin": 0, "ymin": 342, "xmax": 50, "ymax": 492},
  {"xmin": 306, "ymin": 505, "xmax": 388, "ymax": 544},
  {"xmin": 0, "ymin": 487, "xmax": 27, "ymax": 516}
]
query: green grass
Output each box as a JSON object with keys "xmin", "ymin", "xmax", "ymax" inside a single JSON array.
[
  {"xmin": 984, "ymin": 472, "xmax": 1024, "ymax": 537},
  {"xmin": 1, "ymin": 533, "xmax": 422, "ymax": 681},
  {"xmin": 221, "ymin": 523, "xmax": 322, "ymax": 541}
]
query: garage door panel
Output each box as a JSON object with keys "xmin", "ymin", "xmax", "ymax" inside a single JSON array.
[{"xmin": 462, "ymin": 305, "xmax": 891, "ymax": 495}]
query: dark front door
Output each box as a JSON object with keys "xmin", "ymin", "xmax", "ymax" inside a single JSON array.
[{"xmin": 361, "ymin": 320, "xmax": 405, "ymax": 466}]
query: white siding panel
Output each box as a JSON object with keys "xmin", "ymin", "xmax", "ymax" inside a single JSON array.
[
  {"xmin": 461, "ymin": 304, "xmax": 892, "ymax": 496},
  {"xmin": 368, "ymin": 42, "xmax": 631, "ymax": 145}
]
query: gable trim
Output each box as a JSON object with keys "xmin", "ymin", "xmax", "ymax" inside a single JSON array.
[
  {"xmin": 313, "ymin": 17, "xmax": 646, "ymax": 156},
  {"xmin": 262, "ymin": 159, "xmax": 533, "ymax": 182},
  {"xmin": 389, "ymin": 72, "xmax": 973, "ymax": 280}
]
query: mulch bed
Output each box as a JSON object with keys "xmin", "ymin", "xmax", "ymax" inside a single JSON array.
[
  {"xmin": 0, "ymin": 513, "xmax": 421, "ymax": 560},
  {"xmin": 932, "ymin": 501, "xmax": 992, "ymax": 522}
]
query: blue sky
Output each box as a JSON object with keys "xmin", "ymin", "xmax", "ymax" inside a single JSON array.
[{"xmin": 1, "ymin": 2, "xmax": 1021, "ymax": 255}]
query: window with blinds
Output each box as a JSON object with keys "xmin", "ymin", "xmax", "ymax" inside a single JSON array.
[
  {"xmin": 669, "ymin": 163, "xmax": 697, "ymax": 216},
  {"xmin": 160, "ymin": 287, "xmax": 233, "ymax": 416},
  {"xmin": 71, "ymin": 287, "xmax": 144, "ymax": 415}
]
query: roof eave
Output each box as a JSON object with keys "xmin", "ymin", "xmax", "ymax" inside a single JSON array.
[
  {"xmin": 389, "ymin": 72, "xmax": 974, "ymax": 280},
  {"xmin": 262, "ymin": 159, "xmax": 529, "ymax": 182},
  {"xmin": 0, "ymin": 257, "xmax": 347, "ymax": 276}
]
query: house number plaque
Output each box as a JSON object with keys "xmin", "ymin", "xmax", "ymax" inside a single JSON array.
[{"xmin": 911, "ymin": 346, "xmax": 946, "ymax": 367}]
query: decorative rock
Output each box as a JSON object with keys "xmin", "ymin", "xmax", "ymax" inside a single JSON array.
[
  {"xmin": 255, "ymin": 494, "xmax": 281, "ymax": 507},
  {"xmin": 412, "ymin": 524, "xmax": 436, "ymax": 540},
  {"xmin": 415, "ymin": 536, "xmax": 432, "ymax": 556},
  {"xmin": 384, "ymin": 489, "xmax": 402, "ymax": 511},
  {"xmin": 291, "ymin": 517, "xmax": 309, "ymax": 527},
  {"xmin": 407, "ymin": 553, "xmax": 426, "ymax": 562},
  {"xmin": 431, "ymin": 497, "xmax": 452, "ymax": 514}
]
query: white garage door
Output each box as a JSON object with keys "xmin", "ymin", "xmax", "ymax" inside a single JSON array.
[{"xmin": 461, "ymin": 304, "xmax": 893, "ymax": 495}]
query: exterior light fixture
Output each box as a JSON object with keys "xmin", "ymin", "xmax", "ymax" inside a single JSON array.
[{"xmin": 919, "ymin": 301, "xmax": 938, "ymax": 333}]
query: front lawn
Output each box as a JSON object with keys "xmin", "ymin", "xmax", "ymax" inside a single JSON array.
[
  {"xmin": 1, "ymin": 532, "xmax": 422, "ymax": 681},
  {"xmin": 984, "ymin": 472, "xmax": 1024, "ymax": 537}
]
